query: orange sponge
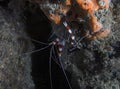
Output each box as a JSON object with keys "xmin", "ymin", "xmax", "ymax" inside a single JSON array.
[
  {"xmin": 91, "ymin": 29, "xmax": 110, "ymax": 40},
  {"xmin": 76, "ymin": 0, "xmax": 110, "ymax": 38},
  {"xmin": 76, "ymin": 0, "xmax": 109, "ymax": 12},
  {"xmin": 89, "ymin": 15, "xmax": 103, "ymax": 32},
  {"xmin": 49, "ymin": 13, "xmax": 61, "ymax": 24}
]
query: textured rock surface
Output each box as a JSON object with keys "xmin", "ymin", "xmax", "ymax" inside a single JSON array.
[
  {"xmin": 27, "ymin": 0, "xmax": 120, "ymax": 89},
  {"xmin": 31, "ymin": 0, "xmax": 111, "ymax": 40},
  {"xmin": 64, "ymin": 1, "xmax": 120, "ymax": 89},
  {"xmin": 33, "ymin": 0, "xmax": 120, "ymax": 89},
  {"xmin": 0, "ymin": 6, "xmax": 34, "ymax": 89},
  {"xmin": 0, "ymin": 0, "xmax": 120, "ymax": 89}
]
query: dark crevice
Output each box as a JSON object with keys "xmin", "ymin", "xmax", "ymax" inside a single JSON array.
[
  {"xmin": 0, "ymin": 0, "xmax": 10, "ymax": 8},
  {"xmin": 24, "ymin": 2, "xmax": 71, "ymax": 89}
]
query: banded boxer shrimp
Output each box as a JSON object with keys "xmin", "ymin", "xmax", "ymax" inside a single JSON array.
[{"xmin": 23, "ymin": 20, "xmax": 86, "ymax": 89}]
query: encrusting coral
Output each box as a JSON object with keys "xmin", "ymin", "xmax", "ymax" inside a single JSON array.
[{"xmin": 30, "ymin": 0, "xmax": 110, "ymax": 40}]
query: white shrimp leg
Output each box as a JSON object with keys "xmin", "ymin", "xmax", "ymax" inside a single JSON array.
[
  {"xmin": 52, "ymin": 46, "xmax": 61, "ymax": 67},
  {"xmin": 24, "ymin": 36, "xmax": 72, "ymax": 89},
  {"xmin": 49, "ymin": 45, "xmax": 54, "ymax": 89},
  {"xmin": 54, "ymin": 37, "xmax": 72, "ymax": 89},
  {"xmin": 58, "ymin": 56, "xmax": 72, "ymax": 89}
]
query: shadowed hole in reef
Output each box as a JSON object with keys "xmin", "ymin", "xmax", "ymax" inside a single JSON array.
[
  {"xmin": 0, "ymin": 0, "xmax": 10, "ymax": 8},
  {"xmin": 24, "ymin": 3, "xmax": 71, "ymax": 89}
]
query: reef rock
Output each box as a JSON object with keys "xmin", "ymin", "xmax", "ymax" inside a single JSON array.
[{"xmin": 0, "ymin": 6, "xmax": 34, "ymax": 89}]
